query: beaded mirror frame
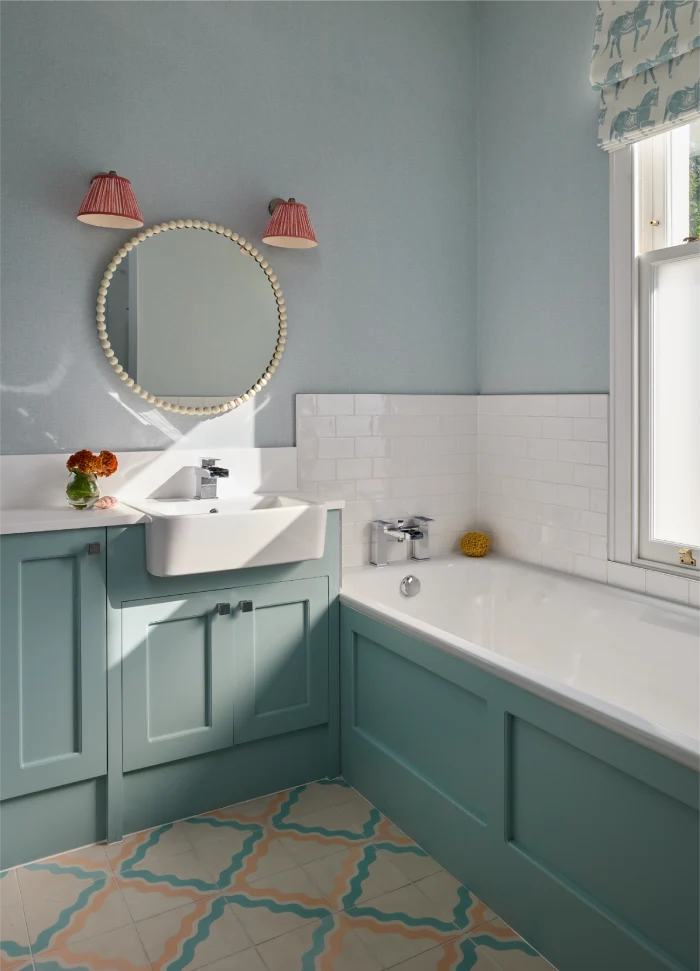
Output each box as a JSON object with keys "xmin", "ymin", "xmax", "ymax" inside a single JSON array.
[{"xmin": 96, "ymin": 219, "xmax": 286, "ymax": 415}]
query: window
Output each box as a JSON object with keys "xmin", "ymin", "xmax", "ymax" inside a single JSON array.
[{"xmin": 610, "ymin": 121, "xmax": 700, "ymax": 577}]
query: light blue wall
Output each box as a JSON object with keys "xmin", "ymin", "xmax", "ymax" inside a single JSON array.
[
  {"xmin": 0, "ymin": 1, "xmax": 478, "ymax": 454},
  {"xmin": 476, "ymin": 1, "xmax": 610, "ymax": 394}
]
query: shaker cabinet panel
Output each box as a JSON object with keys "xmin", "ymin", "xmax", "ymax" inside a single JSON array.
[
  {"xmin": 232, "ymin": 577, "xmax": 330, "ymax": 745},
  {"xmin": 121, "ymin": 593, "xmax": 235, "ymax": 771},
  {"xmin": 0, "ymin": 529, "xmax": 107, "ymax": 800}
]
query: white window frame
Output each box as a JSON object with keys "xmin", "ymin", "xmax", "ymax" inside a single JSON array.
[{"xmin": 609, "ymin": 146, "xmax": 700, "ymax": 577}]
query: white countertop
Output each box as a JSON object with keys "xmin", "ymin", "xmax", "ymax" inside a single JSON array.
[
  {"xmin": 0, "ymin": 504, "xmax": 148, "ymax": 535},
  {"xmin": 0, "ymin": 495, "xmax": 343, "ymax": 535}
]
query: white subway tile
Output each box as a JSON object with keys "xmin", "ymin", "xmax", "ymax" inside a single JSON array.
[
  {"xmin": 573, "ymin": 417, "xmax": 607, "ymax": 442},
  {"xmin": 541, "ymin": 526, "xmax": 590, "ymax": 556},
  {"xmin": 342, "ymin": 545, "xmax": 364, "ymax": 568},
  {"xmin": 298, "ymin": 458, "xmax": 336, "ymax": 482},
  {"xmin": 556, "ymin": 395, "xmax": 589, "ymax": 417},
  {"xmin": 373, "ymin": 457, "xmax": 407, "ymax": 478},
  {"xmin": 589, "ymin": 395, "xmax": 609, "ymax": 419},
  {"xmin": 607, "ymin": 561, "xmax": 647, "ymax": 593},
  {"xmin": 356, "ymin": 478, "xmax": 391, "ymax": 499},
  {"xmin": 573, "ymin": 555, "xmax": 608, "ymax": 583},
  {"xmin": 356, "ymin": 437, "xmax": 389, "ymax": 458},
  {"xmin": 342, "ymin": 521, "xmax": 371, "ymax": 546},
  {"xmin": 589, "ymin": 442, "xmax": 609, "ymax": 466},
  {"xmin": 440, "ymin": 415, "xmax": 477, "ymax": 436},
  {"xmin": 588, "ymin": 535, "xmax": 608, "ymax": 559},
  {"xmin": 558, "ymin": 440, "xmax": 589, "ymax": 464},
  {"xmin": 478, "ymin": 395, "xmax": 513, "ymax": 415},
  {"xmin": 542, "ymin": 417, "xmax": 574, "ymax": 439},
  {"xmin": 389, "ymin": 395, "xmax": 425, "ymax": 415},
  {"xmin": 540, "ymin": 461, "xmax": 574, "ymax": 484},
  {"xmin": 580, "ymin": 510, "xmax": 607, "ymax": 536},
  {"xmin": 336, "ymin": 457, "xmax": 373, "ymax": 479},
  {"xmin": 541, "ymin": 548, "xmax": 575, "ymax": 573},
  {"xmin": 502, "ymin": 476, "xmax": 557, "ymax": 504},
  {"xmin": 297, "ymin": 480, "xmax": 319, "ymax": 498},
  {"xmin": 317, "ymin": 394, "xmax": 354, "ymax": 416},
  {"xmin": 343, "ymin": 500, "xmax": 374, "ymax": 523},
  {"xmin": 556, "ymin": 484, "xmax": 590, "ymax": 509},
  {"xmin": 518, "ymin": 395, "xmax": 559, "ymax": 416},
  {"xmin": 297, "ymin": 437, "xmax": 317, "ymax": 461},
  {"xmin": 479, "ymin": 473, "xmax": 504, "ymax": 496},
  {"xmin": 318, "ymin": 438, "xmax": 354, "ymax": 459},
  {"xmin": 318, "ymin": 480, "xmax": 355, "ymax": 501},
  {"xmin": 353, "ymin": 394, "xmax": 389, "ymax": 415},
  {"xmin": 645, "ymin": 571, "xmax": 690, "ymax": 604},
  {"xmin": 526, "ymin": 438, "xmax": 558, "ymax": 461},
  {"xmin": 337, "ymin": 415, "xmax": 373, "ymax": 437},
  {"xmin": 573, "ymin": 464, "xmax": 608, "ymax": 490},
  {"xmin": 392, "ymin": 436, "xmax": 426, "ymax": 458},
  {"xmin": 512, "ymin": 417, "xmax": 544, "ymax": 438},
  {"xmin": 541, "ymin": 503, "xmax": 586, "ymax": 531},
  {"xmin": 481, "ymin": 435, "xmax": 527, "ymax": 457},
  {"xmin": 589, "ymin": 489, "xmax": 608, "ymax": 514},
  {"xmin": 296, "ymin": 394, "xmax": 317, "ymax": 416},
  {"xmin": 374, "ymin": 415, "xmax": 439, "ymax": 437},
  {"xmin": 299, "ymin": 416, "xmax": 335, "ymax": 438}
]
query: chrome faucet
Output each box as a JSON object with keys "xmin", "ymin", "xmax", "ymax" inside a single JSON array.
[
  {"xmin": 194, "ymin": 457, "xmax": 229, "ymax": 500},
  {"xmin": 370, "ymin": 517, "xmax": 433, "ymax": 567}
]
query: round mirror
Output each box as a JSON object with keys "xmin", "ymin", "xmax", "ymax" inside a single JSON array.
[{"xmin": 97, "ymin": 220, "xmax": 286, "ymax": 414}]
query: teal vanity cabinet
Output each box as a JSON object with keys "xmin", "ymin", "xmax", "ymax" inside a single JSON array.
[
  {"xmin": 121, "ymin": 576, "xmax": 329, "ymax": 771},
  {"xmin": 0, "ymin": 528, "xmax": 108, "ymax": 868},
  {"xmin": 107, "ymin": 512, "xmax": 340, "ymax": 841}
]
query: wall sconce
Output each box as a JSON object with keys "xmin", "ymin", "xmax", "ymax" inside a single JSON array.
[
  {"xmin": 77, "ymin": 171, "xmax": 144, "ymax": 229},
  {"xmin": 262, "ymin": 198, "xmax": 317, "ymax": 249}
]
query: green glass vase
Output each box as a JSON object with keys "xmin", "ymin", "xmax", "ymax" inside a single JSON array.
[{"xmin": 66, "ymin": 470, "xmax": 100, "ymax": 510}]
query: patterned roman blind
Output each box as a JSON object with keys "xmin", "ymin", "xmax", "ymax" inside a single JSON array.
[{"xmin": 591, "ymin": 1, "xmax": 700, "ymax": 150}]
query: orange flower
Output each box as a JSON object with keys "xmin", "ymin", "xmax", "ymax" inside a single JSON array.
[
  {"xmin": 98, "ymin": 450, "xmax": 118, "ymax": 477},
  {"xmin": 67, "ymin": 449, "xmax": 118, "ymax": 477}
]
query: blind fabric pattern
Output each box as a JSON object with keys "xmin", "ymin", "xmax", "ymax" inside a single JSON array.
[{"xmin": 591, "ymin": 1, "xmax": 700, "ymax": 151}]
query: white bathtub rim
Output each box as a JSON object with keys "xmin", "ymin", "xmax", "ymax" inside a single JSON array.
[{"xmin": 340, "ymin": 586, "xmax": 700, "ymax": 773}]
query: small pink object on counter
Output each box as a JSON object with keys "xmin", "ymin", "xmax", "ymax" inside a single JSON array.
[{"xmin": 95, "ymin": 496, "xmax": 119, "ymax": 509}]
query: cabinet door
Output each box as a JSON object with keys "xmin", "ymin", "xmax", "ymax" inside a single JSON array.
[
  {"xmin": 122, "ymin": 592, "xmax": 234, "ymax": 771},
  {"xmin": 0, "ymin": 529, "xmax": 107, "ymax": 800},
  {"xmin": 233, "ymin": 577, "xmax": 329, "ymax": 745}
]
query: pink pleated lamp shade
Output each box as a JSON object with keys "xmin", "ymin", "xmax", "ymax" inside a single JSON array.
[
  {"xmin": 77, "ymin": 171, "xmax": 144, "ymax": 229},
  {"xmin": 262, "ymin": 198, "xmax": 317, "ymax": 248}
]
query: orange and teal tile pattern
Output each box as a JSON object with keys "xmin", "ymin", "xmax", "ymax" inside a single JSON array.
[{"xmin": 0, "ymin": 780, "xmax": 555, "ymax": 970}]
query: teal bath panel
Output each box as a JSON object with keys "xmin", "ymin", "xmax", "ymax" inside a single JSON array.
[{"xmin": 341, "ymin": 605, "xmax": 699, "ymax": 971}]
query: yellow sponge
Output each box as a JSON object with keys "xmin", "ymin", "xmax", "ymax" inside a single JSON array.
[{"xmin": 460, "ymin": 531, "xmax": 491, "ymax": 557}]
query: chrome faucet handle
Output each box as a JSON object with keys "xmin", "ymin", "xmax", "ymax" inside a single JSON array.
[{"xmin": 200, "ymin": 458, "xmax": 220, "ymax": 469}]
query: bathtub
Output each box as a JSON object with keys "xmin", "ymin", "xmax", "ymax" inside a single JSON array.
[
  {"xmin": 339, "ymin": 555, "xmax": 699, "ymax": 971},
  {"xmin": 341, "ymin": 554, "xmax": 699, "ymax": 769}
]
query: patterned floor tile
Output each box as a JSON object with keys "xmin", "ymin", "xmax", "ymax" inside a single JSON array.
[
  {"xmin": 467, "ymin": 920, "xmax": 552, "ymax": 970},
  {"xmin": 386, "ymin": 933, "xmax": 492, "ymax": 970},
  {"xmin": 197, "ymin": 948, "xmax": 268, "ymax": 971},
  {"xmin": 108, "ymin": 825, "xmax": 219, "ymax": 922},
  {"xmin": 225, "ymin": 865, "xmax": 332, "ymax": 945},
  {"xmin": 135, "ymin": 895, "xmax": 251, "ymax": 970},
  {"xmin": 369, "ymin": 824, "xmax": 443, "ymax": 884},
  {"xmin": 1, "ymin": 886, "xmax": 31, "ymax": 971},
  {"xmin": 414, "ymin": 871, "xmax": 496, "ymax": 932},
  {"xmin": 194, "ymin": 827, "xmax": 298, "ymax": 891},
  {"xmin": 16, "ymin": 845, "xmax": 131, "ymax": 957},
  {"xmin": 346, "ymin": 883, "xmax": 461, "ymax": 968},
  {"xmin": 33, "ymin": 923, "xmax": 150, "ymax": 970},
  {"xmin": 302, "ymin": 843, "xmax": 415, "ymax": 910},
  {"xmin": 257, "ymin": 913, "xmax": 383, "ymax": 971}
]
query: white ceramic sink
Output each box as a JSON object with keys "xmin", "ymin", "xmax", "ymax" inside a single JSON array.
[{"xmin": 129, "ymin": 495, "xmax": 327, "ymax": 577}]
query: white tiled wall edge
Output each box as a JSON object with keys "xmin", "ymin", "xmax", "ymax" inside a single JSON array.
[
  {"xmin": 477, "ymin": 394, "xmax": 610, "ymax": 576},
  {"xmin": 296, "ymin": 394, "xmax": 478, "ymax": 566},
  {"xmin": 295, "ymin": 393, "xmax": 698, "ymax": 606}
]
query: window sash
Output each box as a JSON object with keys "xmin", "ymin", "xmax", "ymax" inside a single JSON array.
[{"xmin": 638, "ymin": 242, "xmax": 700, "ymax": 570}]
